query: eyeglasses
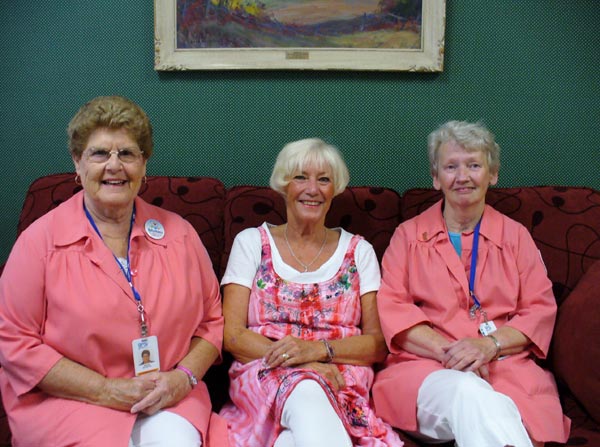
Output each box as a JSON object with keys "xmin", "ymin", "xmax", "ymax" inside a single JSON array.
[{"xmin": 85, "ymin": 147, "xmax": 145, "ymax": 164}]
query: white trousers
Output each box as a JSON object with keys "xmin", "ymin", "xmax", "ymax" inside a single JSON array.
[
  {"xmin": 273, "ymin": 379, "xmax": 352, "ymax": 447},
  {"xmin": 128, "ymin": 410, "xmax": 202, "ymax": 447},
  {"xmin": 414, "ymin": 369, "xmax": 533, "ymax": 447}
]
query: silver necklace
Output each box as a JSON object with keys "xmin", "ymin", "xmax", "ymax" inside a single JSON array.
[{"xmin": 284, "ymin": 224, "xmax": 328, "ymax": 273}]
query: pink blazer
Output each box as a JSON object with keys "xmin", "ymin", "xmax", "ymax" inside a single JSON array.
[
  {"xmin": 372, "ymin": 200, "xmax": 570, "ymax": 443},
  {"xmin": 0, "ymin": 192, "xmax": 228, "ymax": 446}
]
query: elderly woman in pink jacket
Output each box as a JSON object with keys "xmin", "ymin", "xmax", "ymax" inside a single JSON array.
[
  {"xmin": 373, "ymin": 121, "xmax": 570, "ymax": 447},
  {"xmin": 0, "ymin": 96, "xmax": 227, "ymax": 447}
]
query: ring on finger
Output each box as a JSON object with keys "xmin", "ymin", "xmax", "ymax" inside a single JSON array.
[{"xmin": 282, "ymin": 353, "xmax": 290, "ymax": 360}]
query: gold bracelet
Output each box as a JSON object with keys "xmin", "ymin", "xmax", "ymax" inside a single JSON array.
[
  {"xmin": 320, "ymin": 339, "xmax": 334, "ymax": 363},
  {"xmin": 486, "ymin": 334, "xmax": 502, "ymax": 360}
]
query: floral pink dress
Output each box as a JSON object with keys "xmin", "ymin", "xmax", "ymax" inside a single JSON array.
[{"xmin": 220, "ymin": 227, "xmax": 402, "ymax": 446}]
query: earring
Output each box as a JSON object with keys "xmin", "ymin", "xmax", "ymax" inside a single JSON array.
[{"xmin": 74, "ymin": 174, "xmax": 81, "ymax": 185}]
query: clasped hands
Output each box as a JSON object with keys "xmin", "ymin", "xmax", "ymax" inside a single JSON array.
[
  {"xmin": 103, "ymin": 369, "xmax": 191, "ymax": 415},
  {"xmin": 262, "ymin": 335, "xmax": 346, "ymax": 391},
  {"xmin": 440, "ymin": 336, "xmax": 498, "ymax": 382}
]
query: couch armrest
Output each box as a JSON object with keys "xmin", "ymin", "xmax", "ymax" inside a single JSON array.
[{"xmin": 552, "ymin": 260, "xmax": 600, "ymax": 424}]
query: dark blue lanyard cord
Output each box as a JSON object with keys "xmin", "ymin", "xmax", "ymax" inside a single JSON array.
[
  {"xmin": 83, "ymin": 204, "xmax": 142, "ymax": 304},
  {"xmin": 84, "ymin": 203, "xmax": 147, "ymax": 336},
  {"xmin": 469, "ymin": 219, "xmax": 482, "ymax": 311}
]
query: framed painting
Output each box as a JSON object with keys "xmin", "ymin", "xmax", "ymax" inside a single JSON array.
[{"xmin": 154, "ymin": 0, "xmax": 445, "ymax": 71}]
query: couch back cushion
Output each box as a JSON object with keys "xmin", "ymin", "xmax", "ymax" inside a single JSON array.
[
  {"xmin": 221, "ymin": 185, "xmax": 403, "ymax": 276},
  {"xmin": 16, "ymin": 173, "xmax": 226, "ymax": 272},
  {"xmin": 402, "ymin": 186, "xmax": 600, "ymax": 304}
]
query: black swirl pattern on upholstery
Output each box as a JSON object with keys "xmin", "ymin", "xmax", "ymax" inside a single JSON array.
[
  {"xmin": 221, "ymin": 185, "xmax": 402, "ymax": 277},
  {"xmin": 16, "ymin": 173, "xmax": 226, "ymax": 274},
  {"xmin": 3, "ymin": 177, "xmax": 599, "ymax": 447},
  {"xmin": 402, "ymin": 186, "xmax": 600, "ymax": 304}
]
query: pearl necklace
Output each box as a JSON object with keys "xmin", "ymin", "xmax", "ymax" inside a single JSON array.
[{"xmin": 284, "ymin": 224, "xmax": 328, "ymax": 273}]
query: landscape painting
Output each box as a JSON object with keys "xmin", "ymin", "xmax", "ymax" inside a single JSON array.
[
  {"xmin": 177, "ymin": 0, "xmax": 422, "ymax": 49},
  {"xmin": 154, "ymin": 0, "xmax": 445, "ymax": 71}
]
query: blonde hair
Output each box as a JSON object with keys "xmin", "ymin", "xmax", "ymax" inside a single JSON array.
[{"xmin": 269, "ymin": 138, "xmax": 350, "ymax": 196}]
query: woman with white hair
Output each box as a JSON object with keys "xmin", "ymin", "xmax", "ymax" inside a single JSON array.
[
  {"xmin": 219, "ymin": 138, "xmax": 403, "ymax": 447},
  {"xmin": 373, "ymin": 121, "xmax": 570, "ymax": 447}
]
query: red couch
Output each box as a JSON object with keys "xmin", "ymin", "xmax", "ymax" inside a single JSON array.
[{"xmin": 1, "ymin": 173, "xmax": 599, "ymax": 446}]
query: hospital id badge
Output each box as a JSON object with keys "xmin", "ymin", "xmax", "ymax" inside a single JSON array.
[
  {"xmin": 132, "ymin": 335, "xmax": 160, "ymax": 376},
  {"xmin": 479, "ymin": 320, "xmax": 497, "ymax": 336}
]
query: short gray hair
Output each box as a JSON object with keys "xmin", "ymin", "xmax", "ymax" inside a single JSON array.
[
  {"xmin": 270, "ymin": 138, "xmax": 350, "ymax": 196},
  {"xmin": 428, "ymin": 121, "xmax": 500, "ymax": 176}
]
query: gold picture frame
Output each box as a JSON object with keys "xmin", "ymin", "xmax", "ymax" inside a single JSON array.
[{"xmin": 154, "ymin": 0, "xmax": 446, "ymax": 71}]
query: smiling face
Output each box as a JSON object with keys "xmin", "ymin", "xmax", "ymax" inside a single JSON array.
[
  {"xmin": 285, "ymin": 162, "xmax": 335, "ymax": 227},
  {"xmin": 73, "ymin": 127, "xmax": 147, "ymax": 220},
  {"xmin": 433, "ymin": 139, "xmax": 498, "ymax": 212}
]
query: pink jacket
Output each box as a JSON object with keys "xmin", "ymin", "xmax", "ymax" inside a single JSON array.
[
  {"xmin": 0, "ymin": 192, "xmax": 227, "ymax": 446},
  {"xmin": 372, "ymin": 200, "xmax": 570, "ymax": 443}
]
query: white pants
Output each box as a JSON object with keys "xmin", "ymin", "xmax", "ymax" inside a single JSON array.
[
  {"xmin": 273, "ymin": 379, "xmax": 352, "ymax": 447},
  {"xmin": 128, "ymin": 410, "xmax": 202, "ymax": 447},
  {"xmin": 414, "ymin": 369, "xmax": 534, "ymax": 447}
]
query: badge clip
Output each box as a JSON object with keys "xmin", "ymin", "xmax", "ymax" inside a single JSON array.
[{"xmin": 469, "ymin": 303, "xmax": 480, "ymax": 319}]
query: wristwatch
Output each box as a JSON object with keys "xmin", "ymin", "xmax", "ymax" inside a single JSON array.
[{"xmin": 176, "ymin": 365, "xmax": 198, "ymax": 389}]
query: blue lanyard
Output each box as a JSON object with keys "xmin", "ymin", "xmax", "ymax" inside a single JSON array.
[
  {"xmin": 468, "ymin": 219, "xmax": 482, "ymax": 319},
  {"xmin": 84, "ymin": 204, "xmax": 148, "ymax": 336}
]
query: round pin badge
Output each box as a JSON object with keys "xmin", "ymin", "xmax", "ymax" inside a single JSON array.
[{"xmin": 145, "ymin": 219, "xmax": 165, "ymax": 240}]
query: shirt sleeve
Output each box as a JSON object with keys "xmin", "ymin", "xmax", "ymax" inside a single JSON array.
[
  {"xmin": 220, "ymin": 227, "xmax": 261, "ymax": 289},
  {"xmin": 355, "ymin": 239, "xmax": 381, "ymax": 296},
  {"xmin": 187, "ymin": 226, "xmax": 225, "ymax": 357},
  {"xmin": 0, "ymin": 227, "xmax": 64, "ymax": 396},
  {"xmin": 377, "ymin": 223, "xmax": 431, "ymax": 354},
  {"xmin": 505, "ymin": 224, "xmax": 557, "ymax": 358}
]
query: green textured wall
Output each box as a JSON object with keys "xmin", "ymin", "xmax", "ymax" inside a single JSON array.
[{"xmin": 1, "ymin": 1, "xmax": 599, "ymax": 264}]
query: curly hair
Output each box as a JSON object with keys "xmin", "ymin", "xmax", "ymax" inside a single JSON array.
[{"xmin": 67, "ymin": 96, "xmax": 153, "ymax": 159}]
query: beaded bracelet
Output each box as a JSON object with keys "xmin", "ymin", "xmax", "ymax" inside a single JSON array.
[{"xmin": 320, "ymin": 339, "xmax": 335, "ymax": 363}]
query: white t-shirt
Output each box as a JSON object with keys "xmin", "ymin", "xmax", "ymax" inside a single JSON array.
[{"xmin": 221, "ymin": 222, "xmax": 381, "ymax": 297}]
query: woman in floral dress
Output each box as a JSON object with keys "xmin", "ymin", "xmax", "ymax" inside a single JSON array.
[{"xmin": 219, "ymin": 138, "xmax": 403, "ymax": 447}]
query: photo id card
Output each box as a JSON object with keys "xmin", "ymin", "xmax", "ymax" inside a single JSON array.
[
  {"xmin": 132, "ymin": 335, "xmax": 160, "ymax": 376},
  {"xmin": 479, "ymin": 320, "xmax": 497, "ymax": 336}
]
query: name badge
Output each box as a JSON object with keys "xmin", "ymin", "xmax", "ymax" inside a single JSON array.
[
  {"xmin": 479, "ymin": 320, "xmax": 497, "ymax": 336},
  {"xmin": 145, "ymin": 219, "xmax": 165, "ymax": 240},
  {"xmin": 132, "ymin": 335, "xmax": 160, "ymax": 376}
]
